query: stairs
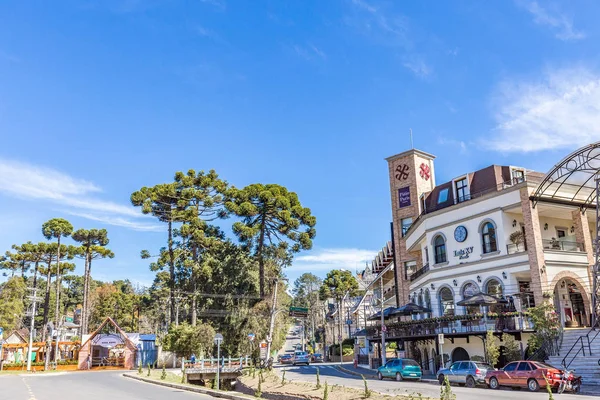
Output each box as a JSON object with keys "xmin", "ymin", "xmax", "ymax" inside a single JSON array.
[{"xmin": 546, "ymin": 328, "xmax": 600, "ymax": 388}]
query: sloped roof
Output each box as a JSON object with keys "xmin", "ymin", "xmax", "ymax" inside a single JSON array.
[{"xmin": 80, "ymin": 317, "xmax": 135, "ymax": 349}]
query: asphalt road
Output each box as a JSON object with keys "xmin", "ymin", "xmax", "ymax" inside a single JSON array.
[
  {"xmin": 275, "ymin": 364, "xmax": 600, "ymax": 400},
  {"xmin": 0, "ymin": 371, "xmax": 214, "ymax": 400}
]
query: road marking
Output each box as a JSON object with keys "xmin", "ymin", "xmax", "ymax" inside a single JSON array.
[{"xmin": 21, "ymin": 377, "xmax": 37, "ymax": 400}]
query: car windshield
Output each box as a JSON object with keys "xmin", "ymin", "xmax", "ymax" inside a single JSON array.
[
  {"xmin": 403, "ymin": 359, "xmax": 419, "ymax": 366},
  {"xmin": 475, "ymin": 363, "xmax": 493, "ymax": 369},
  {"xmin": 295, "ymin": 352, "xmax": 307, "ymax": 356}
]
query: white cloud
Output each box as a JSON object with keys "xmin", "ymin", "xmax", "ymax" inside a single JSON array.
[
  {"xmin": 484, "ymin": 67, "xmax": 600, "ymax": 153},
  {"xmin": 63, "ymin": 211, "xmax": 162, "ymax": 232},
  {"xmin": 438, "ymin": 137, "xmax": 467, "ymax": 154},
  {"xmin": 402, "ymin": 57, "xmax": 432, "ymax": 78},
  {"xmin": 0, "ymin": 158, "xmax": 157, "ymax": 230},
  {"xmin": 291, "ymin": 248, "xmax": 378, "ymax": 272},
  {"xmin": 517, "ymin": 0, "xmax": 585, "ymax": 41},
  {"xmin": 347, "ymin": 0, "xmax": 410, "ymax": 48},
  {"xmin": 293, "ymin": 44, "xmax": 327, "ymax": 61},
  {"xmin": 199, "ymin": 0, "xmax": 226, "ymax": 11}
]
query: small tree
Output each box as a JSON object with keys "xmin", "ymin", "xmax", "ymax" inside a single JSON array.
[
  {"xmin": 323, "ymin": 382, "xmax": 329, "ymax": 400},
  {"xmin": 362, "ymin": 375, "xmax": 371, "ymax": 398},
  {"xmin": 502, "ymin": 333, "xmax": 521, "ymax": 363},
  {"xmin": 281, "ymin": 370, "xmax": 286, "ymax": 385},
  {"xmin": 255, "ymin": 372, "xmax": 262, "ymax": 398},
  {"xmin": 138, "ymin": 362, "xmax": 143, "ymax": 375},
  {"xmin": 147, "ymin": 363, "xmax": 151, "ymax": 376},
  {"xmin": 543, "ymin": 375, "xmax": 555, "ymax": 400},
  {"xmin": 527, "ymin": 302, "xmax": 560, "ymax": 354},
  {"xmin": 484, "ymin": 330, "xmax": 499, "ymax": 367},
  {"xmin": 181, "ymin": 364, "xmax": 186, "ymax": 384},
  {"xmin": 509, "ymin": 231, "xmax": 524, "ymax": 250},
  {"xmin": 316, "ymin": 366, "xmax": 321, "ymax": 389},
  {"xmin": 161, "ymin": 364, "xmax": 167, "ymax": 380},
  {"xmin": 440, "ymin": 376, "xmax": 455, "ymax": 400}
]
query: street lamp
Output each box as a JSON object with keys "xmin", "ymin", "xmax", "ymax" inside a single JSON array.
[{"xmin": 214, "ymin": 333, "xmax": 223, "ymax": 390}]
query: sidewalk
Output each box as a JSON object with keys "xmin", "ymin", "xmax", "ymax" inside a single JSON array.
[{"xmin": 335, "ymin": 364, "xmax": 437, "ymax": 382}]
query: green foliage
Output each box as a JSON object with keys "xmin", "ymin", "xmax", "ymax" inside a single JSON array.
[
  {"xmin": 138, "ymin": 363, "xmax": 143, "ymax": 375},
  {"xmin": 226, "ymin": 183, "xmax": 317, "ymax": 297},
  {"xmin": 252, "ymin": 366, "xmax": 256, "ymax": 379},
  {"xmin": 163, "ymin": 322, "xmax": 216, "ymax": 358},
  {"xmin": 527, "ymin": 302, "xmax": 560, "ymax": 354},
  {"xmin": 470, "ymin": 355, "xmax": 485, "ymax": 362},
  {"xmin": 316, "ymin": 366, "xmax": 321, "ymax": 389},
  {"xmin": 362, "ymin": 375, "xmax": 371, "ymax": 398},
  {"xmin": 147, "ymin": 363, "xmax": 151, "ymax": 376},
  {"xmin": 509, "ymin": 231, "xmax": 524, "ymax": 248},
  {"xmin": 323, "ymin": 381, "xmax": 328, "ymax": 400},
  {"xmin": 440, "ymin": 376, "xmax": 455, "ymax": 400},
  {"xmin": 42, "ymin": 218, "xmax": 74, "ymax": 242},
  {"xmin": 0, "ymin": 277, "xmax": 26, "ymax": 333},
  {"xmin": 281, "ymin": 369, "xmax": 286, "ymax": 385},
  {"xmin": 255, "ymin": 371, "xmax": 263, "ymax": 398},
  {"xmin": 543, "ymin": 375, "xmax": 554, "ymax": 400},
  {"xmin": 501, "ymin": 333, "xmax": 521, "ymax": 363},
  {"xmin": 319, "ymin": 269, "xmax": 359, "ymax": 301},
  {"xmin": 181, "ymin": 365, "xmax": 186, "ymax": 383},
  {"xmin": 161, "ymin": 364, "xmax": 167, "ymax": 380},
  {"xmin": 485, "ymin": 330, "xmax": 499, "ymax": 366}
]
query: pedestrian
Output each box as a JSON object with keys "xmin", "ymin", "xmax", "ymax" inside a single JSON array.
[
  {"xmin": 190, "ymin": 353, "xmax": 196, "ymax": 366},
  {"xmin": 86, "ymin": 354, "xmax": 91, "ymax": 370}
]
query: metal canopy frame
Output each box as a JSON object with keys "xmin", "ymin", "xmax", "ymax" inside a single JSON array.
[{"xmin": 530, "ymin": 142, "xmax": 600, "ymax": 326}]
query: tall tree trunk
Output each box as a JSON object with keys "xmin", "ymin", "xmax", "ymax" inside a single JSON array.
[
  {"xmin": 81, "ymin": 252, "xmax": 90, "ymax": 336},
  {"xmin": 258, "ymin": 216, "xmax": 266, "ymax": 298},
  {"xmin": 191, "ymin": 245, "xmax": 198, "ymax": 326},
  {"xmin": 41, "ymin": 261, "xmax": 53, "ymax": 342},
  {"xmin": 168, "ymin": 219, "xmax": 176, "ymax": 324},
  {"xmin": 54, "ymin": 238, "xmax": 62, "ymax": 363}
]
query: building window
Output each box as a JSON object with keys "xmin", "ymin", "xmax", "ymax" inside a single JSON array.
[
  {"xmin": 556, "ymin": 227, "xmax": 567, "ymax": 238},
  {"xmin": 438, "ymin": 188, "xmax": 449, "ymax": 204},
  {"xmin": 404, "ymin": 261, "xmax": 417, "ymax": 279},
  {"xmin": 485, "ymin": 279, "xmax": 503, "ymax": 296},
  {"xmin": 482, "ymin": 222, "xmax": 497, "ymax": 253},
  {"xmin": 455, "ymin": 177, "xmax": 469, "ymax": 203},
  {"xmin": 425, "ymin": 246, "xmax": 429, "ymax": 264},
  {"xmin": 439, "ymin": 287, "xmax": 454, "ymax": 316},
  {"xmin": 462, "ymin": 282, "xmax": 479, "ymax": 314},
  {"xmin": 424, "ymin": 289, "xmax": 432, "ymax": 317},
  {"xmin": 512, "ymin": 169, "xmax": 525, "ymax": 184},
  {"xmin": 434, "ymin": 235, "xmax": 447, "ymax": 264},
  {"xmin": 420, "ymin": 194, "xmax": 427, "ymax": 213},
  {"xmin": 401, "ymin": 217, "xmax": 413, "ymax": 237}
]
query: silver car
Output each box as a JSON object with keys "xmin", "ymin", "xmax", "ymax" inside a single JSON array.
[
  {"xmin": 293, "ymin": 351, "xmax": 311, "ymax": 366},
  {"xmin": 437, "ymin": 361, "xmax": 494, "ymax": 388}
]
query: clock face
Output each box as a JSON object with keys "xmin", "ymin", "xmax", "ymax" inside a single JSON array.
[{"xmin": 454, "ymin": 226, "xmax": 468, "ymax": 242}]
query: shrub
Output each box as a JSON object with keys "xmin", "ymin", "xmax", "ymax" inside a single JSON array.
[
  {"xmin": 440, "ymin": 375, "xmax": 455, "ymax": 400},
  {"xmin": 323, "ymin": 381, "xmax": 328, "ymax": 400},
  {"xmin": 147, "ymin": 363, "xmax": 151, "ymax": 377},
  {"xmin": 316, "ymin": 366, "xmax": 321, "ymax": 389},
  {"xmin": 502, "ymin": 333, "xmax": 521, "ymax": 363},
  {"xmin": 255, "ymin": 373, "xmax": 262, "ymax": 398},
  {"xmin": 281, "ymin": 370, "xmax": 286, "ymax": 385},
  {"xmin": 485, "ymin": 330, "xmax": 499, "ymax": 367},
  {"xmin": 161, "ymin": 364, "xmax": 167, "ymax": 380},
  {"xmin": 138, "ymin": 363, "xmax": 143, "ymax": 375},
  {"xmin": 362, "ymin": 375, "xmax": 371, "ymax": 398},
  {"xmin": 181, "ymin": 365, "xmax": 186, "ymax": 384}
]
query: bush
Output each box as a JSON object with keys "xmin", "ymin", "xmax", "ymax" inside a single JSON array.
[
  {"xmin": 502, "ymin": 333, "xmax": 521, "ymax": 363},
  {"xmin": 316, "ymin": 367, "xmax": 321, "ymax": 389},
  {"xmin": 161, "ymin": 364, "xmax": 167, "ymax": 380},
  {"xmin": 485, "ymin": 330, "xmax": 499, "ymax": 366},
  {"xmin": 440, "ymin": 375, "xmax": 455, "ymax": 400},
  {"xmin": 342, "ymin": 338, "xmax": 355, "ymax": 346},
  {"xmin": 362, "ymin": 375, "xmax": 371, "ymax": 398},
  {"xmin": 323, "ymin": 381, "xmax": 328, "ymax": 400}
]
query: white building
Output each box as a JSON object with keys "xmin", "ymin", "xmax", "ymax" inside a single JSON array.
[{"xmin": 364, "ymin": 145, "xmax": 599, "ymax": 378}]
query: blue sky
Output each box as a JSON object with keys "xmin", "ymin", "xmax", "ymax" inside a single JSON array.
[{"xmin": 1, "ymin": 0, "xmax": 600, "ymax": 286}]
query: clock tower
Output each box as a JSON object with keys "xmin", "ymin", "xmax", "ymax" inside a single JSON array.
[{"xmin": 386, "ymin": 149, "xmax": 436, "ymax": 307}]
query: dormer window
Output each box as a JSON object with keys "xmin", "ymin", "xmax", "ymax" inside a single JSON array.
[
  {"xmin": 512, "ymin": 169, "xmax": 525, "ymax": 184},
  {"xmin": 455, "ymin": 177, "xmax": 469, "ymax": 203}
]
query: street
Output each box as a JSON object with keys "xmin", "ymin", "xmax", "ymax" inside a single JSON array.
[
  {"xmin": 274, "ymin": 364, "xmax": 599, "ymax": 400},
  {"xmin": 0, "ymin": 371, "xmax": 214, "ymax": 400}
]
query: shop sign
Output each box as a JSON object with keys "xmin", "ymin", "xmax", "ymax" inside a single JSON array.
[
  {"xmin": 453, "ymin": 246, "xmax": 474, "ymax": 260},
  {"xmin": 398, "ymin": 187, "xmax": 411, "ymax": 208}
]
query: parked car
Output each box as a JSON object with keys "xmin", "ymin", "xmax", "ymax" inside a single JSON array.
[
  {"xmin": 485, "ymin": 361, "xmax": 563, "ymax": 392},
  {"xmin": 311, "ymin": 353, "xmax": 324, "ymax": 363},
  {"xmin": 293, "ymin": 351, "xmax": 311, "ymax": 366},
  {"xmin": 377, "ymin": 358, "xmax": 422, "ymax": 381},
  {"xmin": 279, "ymin": 354, "xmax": 293, "ymax": 364},
  {"xmin": 437, "ymin": 361, "xmax": 494, "ymax": 388}
]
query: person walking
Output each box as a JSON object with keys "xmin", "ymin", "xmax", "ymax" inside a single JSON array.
[{"xmin": 86, "ymin": 354, "xmax": 91, "ymax": 370}]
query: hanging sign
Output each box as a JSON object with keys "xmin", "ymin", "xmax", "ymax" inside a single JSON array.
[{"xmin": 398, "ymin": 187, "xmax": 411, "ymax": 208}]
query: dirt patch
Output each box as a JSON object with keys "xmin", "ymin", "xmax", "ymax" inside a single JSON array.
[{"xmin": 237, "ymin": 372, "xmax": 435, "ymax": 400}]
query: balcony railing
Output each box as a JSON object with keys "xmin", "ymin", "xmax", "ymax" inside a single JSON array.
[
  {"xmin": 367, "ymin": 313, "xmax": 534, "ymax": 339},
  {"xmin": 542, "ymin": 239, "xmax": 585, "ymax": 252},
  {"xmin": 507, "ymin": 243, "xmax": 527, "ymax": 254},
  {"xmin": 409, "ymin": 263, "xmax": 429, "ymax": 282}
]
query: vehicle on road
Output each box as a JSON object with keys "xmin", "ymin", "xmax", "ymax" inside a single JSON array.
[
  {"xmin": 280, "ymin": 354, "xmax": 293, "ymax": 364},
  {"xmin": 293, "ymin": 351, "xmax": 311, "ymax": 366},
  {"xmin": 557, "ymin": 369, "xmax": 582, "ymax": 394},
  {"xmin": 377, "ymin": 358, "xmax": 422, "ymax": 381},
  {"xmin": 311, "ymin": 353, "xmax": 324, "ymax": 363},
  {"xmin": 437, "ymin": 361, "xmax": 493, "ymax": 388},
  {"xmin": 485, "ymin": 361, "xmax": 563, "ymax": 392}
]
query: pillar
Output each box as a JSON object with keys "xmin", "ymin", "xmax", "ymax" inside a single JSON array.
[
  {"xmin": 571, "ymin": 209, "xmax": 594, "ymax": 311},
  {"xmin": 520, "ymin": 188, "xmax": 546, "ymax": 305}
]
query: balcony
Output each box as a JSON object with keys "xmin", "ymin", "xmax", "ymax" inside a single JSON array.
[
  {"xmin": 367, "ymin": 312, "xmax": 534, "ymax": 340},
  {"xmin": 409, "ymin": 263, "xmax": 429, "ymax": 282},
  {"xmin": 507, "ymin": 243, "xmax": 527, "ymax": 255},
  {"xmin": 542, "ymin": 239, "xmax": 585, "ymax": 252}
]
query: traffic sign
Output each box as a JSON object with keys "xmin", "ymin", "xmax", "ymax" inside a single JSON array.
[
  {"xmin": 438, "ymin": 333, "xmax": 444, "ymax": 345},
  {"xmin": 214, "ymin": 333, "xmax": 224, "ymax": 344},
  {"xmin": 338, "ymin": 335, "xmax": 342, "ymax": 340},
  {"xmin": 65, "ymin": 317, "xmax": 73, "ymax": 323},
  {"xmin": 381, "ymin": 325, "xmax": 387, "ymax": 332},
  {"xmin": 0, "ymin": 327, "xmax": 4, "ymax": 336},
  {"xmin": 259, "ymin": 340, "xmax": 268, "ymax": 359},
  {"xmin": 289, "ymin": 306, "xmax": 309, "ymax": 318},
  {"xmin": 248, "ymin": 333, "xmax": 255, "ymax": 341},
  {"xmin": 346, "ymin": 319, "xmax": 352, "ymax": 325}
]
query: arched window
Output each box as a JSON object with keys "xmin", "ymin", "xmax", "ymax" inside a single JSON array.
[
  {"xmin": 462, "ymin": 282, "xmax": 479, "ymax": 314},
  {"xmin": 439, "ymin": 287, "xmax": 454, "ymax": 316},
  {"xmin": 485, "ymin": 279, "xmax": 503, "ymax": 296},
  {"xmin": 434, "ymin": 235, "xmax": 447, "ymax": 264},
  {"xmin": 482, "ymin": 222, "xmax": 497, "ymax": 254}
]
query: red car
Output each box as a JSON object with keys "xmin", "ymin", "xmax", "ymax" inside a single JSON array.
[{"xmin": 486, "ymin": 361, "xmax": 563, "ymax": 392}]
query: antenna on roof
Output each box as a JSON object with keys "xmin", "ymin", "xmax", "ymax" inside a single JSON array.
[{"xmin": 410, "ymin": 128, "xmax": 414, "ymax": 149}]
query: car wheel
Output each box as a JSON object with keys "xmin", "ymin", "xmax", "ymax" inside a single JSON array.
[
  {"xmin": 438, "ymin": 375, "xmax": 445, "ymax": 385},
  {"xmin": 466, "ymin": 376, "xmax": 475, "ymax": 388},
  {"xmin": 396, "ymin": 372, "xmax": 403, "ymax": 382},
  {"xmin": 377, "ymin": 372, "xmax": 383, "ymax": 380},
  {"xmin": 489, "ymin": 377, "xmax": 499, "ymax": 390},
  {"xmin": 527, "ymin": 378, "xmax": 540, "ymax": 392}
]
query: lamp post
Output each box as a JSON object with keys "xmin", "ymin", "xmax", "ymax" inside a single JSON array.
[{"xmin": 214, "ymin": 333, "xmax": 223, "ymax": 390}]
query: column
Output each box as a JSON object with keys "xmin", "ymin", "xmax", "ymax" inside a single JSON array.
[
  {"xmin": 571, "ymin": 209, "xmax": 594, "ymax": 317},
  {"xmin": 520, "ymin": 188, "xmax": 546, "ymax": 306}
]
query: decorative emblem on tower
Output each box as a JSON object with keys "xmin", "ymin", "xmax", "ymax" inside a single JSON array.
[
  {"xmin": 419, "ymin": 163, "xmax": 430, "ymax": 181},
  {"xmin": 395, "ymin": 164, "xmax": 409, "ymax": 181}
]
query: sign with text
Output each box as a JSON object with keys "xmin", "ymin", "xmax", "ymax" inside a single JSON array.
[
  {"xmin": 398, "ymin": 187, "xmax": 411, "ymax": 208},
  {"xmin": 453, "ymin": 246, "xmax": 474, "ymax": 260},
  {"xmin": 259, "ymin": 341, "xmax": 268, "ymax": 359},
  {"xmin": 289, "ymin": 306, "xmax": 309, "ymax": 318}
]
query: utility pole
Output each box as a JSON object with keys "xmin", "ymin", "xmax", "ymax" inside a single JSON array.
[
  {"xmin": 380, "ymin": 276, "xmax": 386, "ymax": 366},
  {"xmin": 26, "ymin": 287, "xmax": 41, "ymax": 371}
]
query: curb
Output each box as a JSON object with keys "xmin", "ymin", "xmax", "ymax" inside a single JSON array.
[
  {"xmin": 334, "ymin": 366, "xmax": 438, "ymax": 385},
  {"xmin": 122, "ymin": 373, "xmax": 255, "ymax": 400}
]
